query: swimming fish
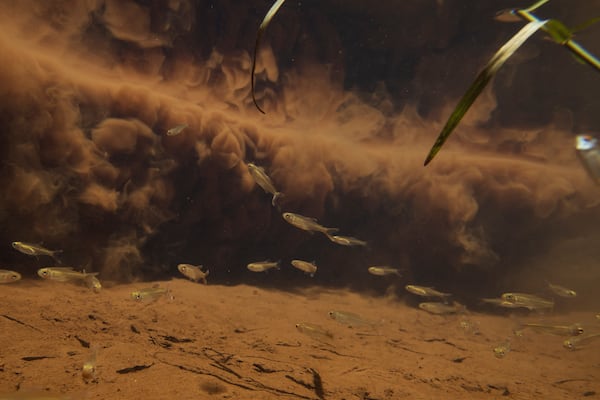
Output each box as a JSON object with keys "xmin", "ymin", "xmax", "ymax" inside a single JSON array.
[
  {"xmin": 418, "ymin": 302, "xmax": 466, "ymax": 315},
  {"xmin": 325, "ymin": 234, "xmax": 367, "ymax": 247},
  {"xmin": 515, "ymin": 322, "xmax": 584, "ymax": 337},
  {"xmin": 82, "ymin": 346, "xmax": 98, "ymax": 381},
  {"xmin": 501, "ymin": 293, "xmax": 554, "ymax": 310},
  {"xmin": 0, "ymin": 269, "xmax": 21, "ymax": 283},
  {"xmin": 247, "ymin": 163, "xmax": 283, "ymax": 207},
  {"xmin": 493, "ymin": 340, "xmax": 511, "ymax": 358},
  {"xmin": 546, "ymin": 282, "xmax": 577, "ymax": 298},
  {"xmin": 575, "ymin": 134, "xmax": 600, "ymax": 183},
  {"xmin": 405, "ymin": 285, "xmax": 451, "ymax": 299},
  {"xmin": 247, "ymin": 261, "xmax": 280, "ymax": 272},
  {"xmin": 282, "ymin": 212, "xmax": 339, "ymax": 235},
  {"xmin": 290, "ymin": 259, "xmax": 317, "ymax": 277},
  {"xmin": 84, "ymin": 274, "xmax": 102, "ymax": 293},
  {"xmin": 481, "ymin": 298, "xmax": 523, "ymax": 308},
  {"xmin": 563, "ymin": 332, "xmax": 600, "ymax": 350},
  {"xmin": 367, "ymin": 266, "xmax": 401, "ymax": 277},
  {"xmin": 12, "ymin": 242, "xmax": 62, "ymax": 262},
  {"xmin": 177, "ymin": 264, "xmax": 209, "ymax": 284},
  {"xmin": 166, "ymin": 124, "xmax": 188, "ymax": 136},
  {"xmin": 295, "ymin": 322, "xmax": 333, "ymax": 341},
  {"xmin": 328, "ymin": 311, "xmax": 373, "ymax": 328},
  {"xmin": 131, "ymin": 286, "xmax": 170, "ymax": 302},
  {"xmin": 250, "ymin": 0, "xmax": 286, "ymax": 113},
  {"xmin": 37, "ymin": 267, "xmax": 98, "ymax": 284}
]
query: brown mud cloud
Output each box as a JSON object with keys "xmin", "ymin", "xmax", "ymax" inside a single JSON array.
[{"xmin": 0, "ymin": 0, "xmax": 599, "ymax": 301}]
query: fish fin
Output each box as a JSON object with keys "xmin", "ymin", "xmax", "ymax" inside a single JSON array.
[
  {"xmin": 50, "ymin": 250, "xmax": 63, "ymax": 264},
  {"xmin": 271, "ymin": 192, "xmax": 284, "ymax": 207}
]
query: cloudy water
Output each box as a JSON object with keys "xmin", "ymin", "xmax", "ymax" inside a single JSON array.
[{"xmin": 0, "ymin": 1, "xmax": 599, "ymax": 398}]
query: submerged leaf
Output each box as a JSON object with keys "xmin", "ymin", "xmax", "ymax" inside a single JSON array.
[
  {"xmin": 424, "ymin": 20, "xmax": 547, "ymax": 166},
  {"xmin": 544, "ymin": 19, "xmax": 572, "ymax": 44},
  {"xmin": 251, "ymin": 0, "xmax": 287, "ymax": 114}
]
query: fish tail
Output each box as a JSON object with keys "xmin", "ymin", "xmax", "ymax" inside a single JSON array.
[
  {"xmin": 51, "ymin": 250, "xmax": 63, "ymax": 264},
  {"xmin": 271, "ymin": 192, "xmax": 284, "ymax": 207}
]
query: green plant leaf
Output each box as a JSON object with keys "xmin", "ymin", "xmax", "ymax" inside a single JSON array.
[
  {"xmin": 424, "ymin": 20, "xmax": 547, "ymax": 166},
  {"xmin": 251, "ymin": 0, "xmax": 287, "ymax": 114}
]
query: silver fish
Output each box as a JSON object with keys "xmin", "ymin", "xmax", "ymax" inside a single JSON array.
[
  {"xmin": 481, "ymin": 298, "xmax": 524, "ymax": 308},
  {"xmin": 166, "ymin": 124, "xmax": 188, "ymax": 136},
  {"xmin": 82, "ymin": 345, "xmax": 98, "ymax": 381},
  {"xmin": 247, "ymin": 163, "xmax": 283, "ymax": 207},
  {"xmin": 84, "ymin": 274, "xmax": 102, "ymax": 293},
  {"xmin": 282, "ymin": 212, "xmax": 338, "ymax": 235},
  {"xmin": 494, "ymin": 340, "xmax": 511, "ymax": 358},
  {"xmin": 247, "ymin": 260, "xmax": 279, "ymax": 272},
  {"xmin": 368, "ymin": 266, "xmax": 401, "ymax": 277},
  {"xmin": 575, "ymin": 134, "xmax": 600, "ymax": 183},
  {"xmin": 329, "ymin": 311, "xmax": 373, "ymax": 328},
  {"xmin": 563, "ymin": 332, "xmax": 600, "ymax": 350},
  {"xmin": 515, "ymin": 322, "xmax": 584, "ymax": 337},
  {"xmin": 546, "ymin": 282, "xmax": 576, "ymax": 298},
  {"xmin": 326, "ymin": 234, "xmax": 367, "ymax": 247},
  {"xmin": 290, "ymin": 259, "xmax": 317, "ymax": 277},
  {"xmin": 295, "ymin": 322, "xmax": 333, "ymax": 341},
  {"xmin": 405, "ymin": 285, "xmax": 451, "ymax": 299},
  {"xmin": 131, "ymin": 286, "xmax": 170, "ymax": 302},
  {"xmin": 0, "ymin": 269, "xmax": 21, "ymax": 283},
  {"xmin": 418, "ymin": 302, "xmax": 466, "ymax": 315},
  {"xmin": 501, "ymin": 292, "xmax": 554, "ymax": 310},
  {"xmin": 38, "ymin": 267, "xmax": 98, "ymax": 284},
  {"xmin": 12, "ymin": 242, "xmax": 62, "ymax": 262},
  {"xmin": 177, "ymin": 264, "xmax": 209, "ymax": 284}
]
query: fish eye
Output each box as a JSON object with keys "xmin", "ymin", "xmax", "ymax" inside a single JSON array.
[{"xmin": 11, "ymin": 275, "xmax": 18, "ymax": 280}]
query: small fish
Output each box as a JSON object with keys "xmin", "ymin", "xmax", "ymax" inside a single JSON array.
[
  {"xmin": 131, "ymin": 286, "xmax": 169, "ymax": 302},
  {"xmin": 546, "ymin": 282, "xmax": 577, "ymax": 298},
  {"xmin": 82, "ymin": 346, "xmax": 98, "ymax": 381},
  {"xmin": 295, "ymin": 322, "xmax": 333, "ymax": 341},
  {"xmin": 368, "ymin": 266, "xmax": 401, "ymax": 277},
  {"xmin": 38, "ymin": 267, "xmax": 98, "ymax": 284},
  {"xmin": 0, "ymin": 269, "xmax": 21, "ymax": 283},
  {"xmin": 290, "ymin": 260, "xmax": 317, "ymax": 277},
  {"xmin": 418, "ymin": 302, "xmax": 466, "ymax": 315},
  {"xmin": 516, "ymin": 323, "xmax": 584, "ymax": 337},
  {"xmin": 459, "ymin": 319, "xmax": 480, "ymax": 335},
  {"xmin": 84, "ymin": 274, "xmax": 102, "ymax": 293},
  {"xmin": 166, "ymin": 124, "xmax": 188, "ymax": 136},
  {"xmin": 501, "ymin": 292, "xmax": 554, "ymax": 310},
  {"xmin": 481, "ymin": 298, "xmax": 523, "ymax": 308},
  {"xmin": 247, "ymin": 163, "xmax": 283, "ymax": 207},
  {"xmin": 247, "ymin": 260, "xmax": 280, "ymax": 272},
  {"xmin": 177, "ymin": 264, "xmax": 209, "ymax": 284},
  {"xmin": 326, "ymin": 234, "xmax": 367, "ymax": 247},
  {"xmin": 563, "ymin": 332, "xmax": 600, "ymax": 351},
  {"xmin": 575, "ymin": 134, "xmax": 600, "ymax": 183},
  {"xmin": 328, "ymin": 311, "xmax": 373, "ymax": 328},
  {"xmin": 282, "ymin": 212, "xmax": 339, "ymax": 235},
  {"xmin": 12, "ymin": 242, "xmax": 62, "ymax": 262},
  {"xmin": 405, "ymin": 285, "xmax": 451, "ymax": 299},
  {"xmin": 493, "ymin": 340, "xmax": 511, "ymax": 358}
]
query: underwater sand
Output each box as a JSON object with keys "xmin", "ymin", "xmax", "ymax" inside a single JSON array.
[{"xmin": 0, "ymin": 280, "xmax": 598, "ymax": 399}]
